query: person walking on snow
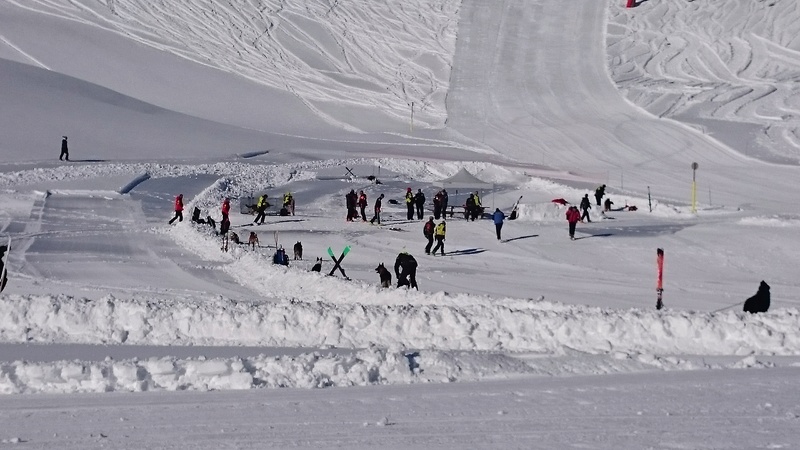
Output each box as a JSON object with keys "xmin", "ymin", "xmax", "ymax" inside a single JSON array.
[
  {"xmin": 254, "ymin": 194, "xmax": 269, "ymax": 225},
  {"xmin": 432, "ymin": 220, "xmax": 446, "ymax": 256},
  {"xmin": 423, "ymin": 217, "xmax": 435, "ymax": 254},
  {"xmin": 370, "ymin": 194, "xmax": 384, "ymax": 225},
  {"xmin": 59, "ymin": 136, "xmax": 69, "ymax": 161},
  {"xmin": 169, "ymin": 194, "xmax": 184, "ymax": 224},
  {"xmin": 357, "ymin": 190, "xmax": 368, "ymax": 222},
  {"xmin": 595, "ymin": 184, "xmax": 606, "ymax": 207},
  {"xmin": 405, "ymin": 188, "xmax": 415, "ymax": 220},
  {"xmin": 580, "ymin": 194, "xmax": 592, "ymax": 223},
  {"xmin": 221, "ymin": 197, "xmax": 230, "ymax": 221},
  {"xmin": 414, "ymin": 189, "xmax": 426, "ymax": 220},
  {"xmin": 566, "ymin": 206, "xmax": 581, "ymax": 240},
  {"xmin": 394, "ymin": 252, "xmax": 418, "ymax": 290},
  {"xmin": 493, "ymin": 208, "xmax": 505, "ymax": 240}
]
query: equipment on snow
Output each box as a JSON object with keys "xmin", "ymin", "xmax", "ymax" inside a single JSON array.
[
  {"xmin": 509, "ymin": 195, "xmax": 523, "ymax": 220},
  {"xmin": 656, "ymin": 248, "xmax": 664, "ymax": 310},
  {"xmin": 327, "ymin": 246, "xmax": 351, "ymax": 279},
  {"xmin": 0, "ymin": 236, "xmax": 9, "ymax": 293}
]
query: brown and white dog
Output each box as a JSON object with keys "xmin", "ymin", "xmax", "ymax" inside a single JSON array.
[{"xmin": 248, "ymin": 232, "xmax": 259, "ymax": 250}]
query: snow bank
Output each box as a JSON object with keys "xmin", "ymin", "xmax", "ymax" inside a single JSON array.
[{"xmin": 2, "ymin": 293, "xmax": 799, "ymax": 357}]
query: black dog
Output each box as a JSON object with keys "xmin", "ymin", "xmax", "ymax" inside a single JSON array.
[
  {"xmin": 375, "ymin": 263, "xmax": 392, "ymax": 288},
  {"xmin": 311, "ymin": 257, "xmax": 322, "ymax": 272},
  {"xmin": 293, "ymin": 241, "xmax": 303, "ymax": 260},
  {"xmin": 743, "ymin": 280, "xmax": 770, "ymax": 313}
]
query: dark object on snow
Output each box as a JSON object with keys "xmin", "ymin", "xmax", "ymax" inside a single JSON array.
[
  {"xmin": 743, "ymin": 281, "xmax": 770, "ymax": 314},
  {"xmin": 60, "ymin": 136, "xmax": 69, "ymax": 161},
  {"xmin": 293, "ymin": 241, "xmax": 303, "ymax": 260},
  {"xmin": 311, "ymin": 257, "xmax": 323, "ymax": 272},
  {"xmin": 0, "ymin": 237, "xmax": 10, "ymax": 293},
  {"xmin": 552, "ymin": 198, "xmax": 568, "ymax": 205},
  {"xmin": 375, "ymin": 263, "xmax": 392, "ymax": 288},
  {"xmin": 273, "ymin": 247, "xmax": 289, "ymax": 266},
  {"xmin": 394, "ymin": 252, "xmax": 418, "ymax": 290},
  {"xmin": 388, "ymin": 199, "xmax": 399, "ymax": 205}
]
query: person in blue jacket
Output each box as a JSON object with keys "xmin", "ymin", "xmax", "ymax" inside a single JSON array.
[{"xmin": 493, "ymin": 208, "xmax": 505, "ymax": 240}]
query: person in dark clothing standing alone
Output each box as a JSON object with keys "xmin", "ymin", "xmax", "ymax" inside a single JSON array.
[
  {"xmin": 370, "ymin": 194, "xmax": 384, "ymax": 224},
  {"xmin": 595, "ymin": 184, "xmax": 606, "ymax": 206},
  {"xmin": 60, "ymin": 136, "xmax": 69, "ymax": 161},
  {"xmin": 414, "ymin": 189, "xmax": 426, "ymax": 220}
]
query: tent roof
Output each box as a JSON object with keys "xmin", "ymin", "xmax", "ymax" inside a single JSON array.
[{"xmin": 432, "ymin": 168, "xmax": 493, "ymax": 190}]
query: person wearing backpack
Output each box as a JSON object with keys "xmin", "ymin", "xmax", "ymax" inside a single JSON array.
[{"xmin": 423, "ymin": 217, "xmax": 435, "ymax": 254}]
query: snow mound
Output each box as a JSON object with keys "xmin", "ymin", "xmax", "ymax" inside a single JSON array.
[{"xmin": 2, "ymin": 293, "xmax": 799, "ymax": 357}]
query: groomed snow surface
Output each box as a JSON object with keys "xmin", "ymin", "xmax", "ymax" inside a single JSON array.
[{"xmin": 2, "ymin": 0, "xmax": 800, "ymax": 448}]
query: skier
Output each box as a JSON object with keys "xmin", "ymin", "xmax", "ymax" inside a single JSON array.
[
  {"xmin": 579, "ymin": 194, "xmax": 592, "ymax": 223},
  {"xmin": 433, "ymin": 191, "xmax": 443, "ymax": 220},
  {"xmin": 595, "ymin": 184, "xmax": 606, "ymax": 207},
  {"xmin": 59, "ymin": 136, "xmax": 69, "ymax": 161},
  {"xmin": 253, "ymin": 194, "xmax": 269, "ymax": 225},
  {"xmin": 357, "ymin": 190, "xmax": 368, "ymax": 222},
  {"xmin": 423, "ymin": 216, "xmax": 435, "ymax": 254},
  {"xmin": 169, "ymin": 194, "xmax": 184, "ymax": 224},
  {"xmin": 604, "ymin": 197, "xmax": 614, "ymax": 212},
  {"xmin": 414, "ymin": 189, "xmax": 426, "ymax": 220},
  {"xmin": 405, "ymin": 188, "xmax": 415, "ymax": 220},
  {"xmin": 370, "ymin": 194, "xmax": 384, "ymax": 225},
  {"xmin": 493, "ymin": 208, "xmax": 505, "ymax": 241},
  {"xmin": 566, "ymin": 206, "xmax": 581, "ymax": 240},
  {"xmin": 221, "ymin": 197, "xmax": 230, "ymax": 220},
  {"xmin": 432, "ymin": 220, "xmax": 446, "ymax": 256},
  {"xmin": 394, "ymin": 252, "xmax": 418, "ymax": 290},
  {"xmin": 346, "ymin": 189, "xmax": 358, "ymax": 221}
]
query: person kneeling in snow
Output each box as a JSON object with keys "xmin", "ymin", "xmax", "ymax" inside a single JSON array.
[{"xmin": 394, "ymin": 252, "xmax": 418, "ymax": 290}]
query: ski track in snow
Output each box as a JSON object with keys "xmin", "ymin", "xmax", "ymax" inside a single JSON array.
[
  {"xmin": 8, "ymin": 0, "xmax": 460, "ymax": 130},
  {"xmin": 607, "ymin": 0, "xmax": 800, "ymax": 163}
]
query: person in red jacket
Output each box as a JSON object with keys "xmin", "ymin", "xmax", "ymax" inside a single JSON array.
[
  {"xmin": 566, "ymin": 206, "xmax": 581, "ymax": 240},
  {"xmin": 221, "ymin": 197, "xmax": 231, "ymax": 220},
  {"xmin": 357, "ymin": 190, "xmax": 368, "ymax": 222},
  {"xmin": 169, "ymin": 194, "xmax": 184, "ymax": 224}
]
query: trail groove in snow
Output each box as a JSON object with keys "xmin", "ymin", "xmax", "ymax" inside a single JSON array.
[{"xmin": 9, "ymin": 0, "xmax": 461, "ymax": 129}]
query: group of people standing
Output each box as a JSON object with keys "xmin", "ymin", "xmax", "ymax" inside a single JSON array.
[{"xmin": 566, "ymin": 184, "xmax": 614, "ymax": 240}]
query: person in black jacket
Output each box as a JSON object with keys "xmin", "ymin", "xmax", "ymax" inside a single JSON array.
[
  {"xmin": 346, "ymin": 190, "xmax": 357, "ymax": 221},
  {"xmin": 580, "ymin": 194, "xmax": 592, "ymax": 223},
  {"xmin": 60, "ymin": 136, "xmax": 69, "ymax": 161},
  {"xmin": 414, "ymin": 189, "xmax": 426, "ymax": 220},
  {"xmin": 370, "ymin": 194, "xmax": 384, "ymax": 224},
  {"xmin": 394, "ymin": 252, "xmax": 418, "ymax": 290}
]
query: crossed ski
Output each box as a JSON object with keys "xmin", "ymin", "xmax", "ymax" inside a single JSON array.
[{"xmin": 327, "ymin": 246, "xmax": 351, "ymax": 279}]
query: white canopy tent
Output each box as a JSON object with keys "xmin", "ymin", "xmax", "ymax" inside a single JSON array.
[{"xmin": 432, "ymin": 169, "xmax": 494, "ymax": 216}]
